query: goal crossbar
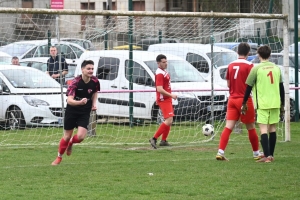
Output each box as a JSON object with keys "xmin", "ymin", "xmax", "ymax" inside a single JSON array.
[{"xmin": 0, "ymin": 7, "xmax": 287, "ymax": 19}]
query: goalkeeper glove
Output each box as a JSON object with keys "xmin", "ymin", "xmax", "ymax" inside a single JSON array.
[
  {"xmin": 280, "ymin": 105, "xmax": 285, "ymax": 119},
  {"xmin": 241, "ymin": 103, "xmax": 248, "ymax": 115}
]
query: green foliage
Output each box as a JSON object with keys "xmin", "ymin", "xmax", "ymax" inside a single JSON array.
[{"xmin": 0, "ymin": 123, "xmax": 299, "ymax": 199}]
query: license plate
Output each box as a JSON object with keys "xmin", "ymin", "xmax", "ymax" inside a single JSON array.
[
  {"xmin": 207, "ymin": 105, "xmax": 224, "ymax": 111},
  {"xmin": 58, "ymin": 118, "xmax": 63, "ymax": 124}
]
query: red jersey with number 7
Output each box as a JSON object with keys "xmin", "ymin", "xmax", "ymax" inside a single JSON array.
[
  {"xmin": 226, "ymin": 58, "xmax": 253, "ymax": 98},
  {"xmin": 155, "ymin": 67, "xmax": 172, "ymax": 103}
]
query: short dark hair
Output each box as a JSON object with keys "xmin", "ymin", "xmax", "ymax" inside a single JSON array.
[
  {"xmin": 257, "ymin": 45, "xmax": 271, "ymax": 60},
  {"xmin": 81, "ymin": 60, "xmax": 94, "ymax": 68},
  {"xmin": 156, "ymin": 54, "xmax": 167, "ymax": 62},
  {"xmin": 237, "ymin": 42, "xmax": 250, "ymax": 56},
  {"xmin": 12, "ymin": 56, "xmax": 19, "ymax": 60}
]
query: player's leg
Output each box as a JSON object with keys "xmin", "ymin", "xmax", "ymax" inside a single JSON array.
[
  {"xmin": 52, "ymin": 112, "xmax": 76, "ymax": 165},
  {"xmin": 241, "ymin": 98, "xmax": 261, "ymax": 159},
  {"xmin": 256, "ymin": 109, "xmax": 271, "ymax": 163},
  {"xmin": 267, "ymin": 108, "xmax": 280, "ymax": 161},
  {"xmin": 216, "ymin": 98, "xmax": 239, "ymax": 161},
  {"xmin": 160, "ymin": 102, "xmax": 174, "ymax": 146},
  {"xmin": 149, "ymin": 101, "xmax": 173, "ymax": 148},
  {"xmin": 66, "ymin": 113, "xmax": 90, "ymax": 156}
]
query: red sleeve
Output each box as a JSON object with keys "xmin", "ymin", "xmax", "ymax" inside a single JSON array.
[
  {"xmin": 66, "ymin": 76, "xmax": 80, "ymax": 96},
  {"xmin": 155, "ymin": 74, "xmax": 164, "ymax": 87}
]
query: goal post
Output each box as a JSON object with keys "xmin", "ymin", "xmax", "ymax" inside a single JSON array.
[{"xmin": 0, "ymin": 7, "xmax": 290, "ymax": 147}]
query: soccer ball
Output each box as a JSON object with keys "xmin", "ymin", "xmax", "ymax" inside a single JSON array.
[{"xmin": 202, "ymin": 124, "xmax": 214, "ymax": 136}]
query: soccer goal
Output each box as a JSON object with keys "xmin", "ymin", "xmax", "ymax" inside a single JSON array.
[{"xmin": 0, "ymin": 8, "xmax": 290, "ymax": 147}]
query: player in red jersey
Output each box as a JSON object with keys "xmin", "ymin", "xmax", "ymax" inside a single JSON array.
[
  {"xmin": 216, "ymin": 43, "xmax": 262, "ymax": 161},
  {"xmin": 149, "ymin": 54, "xmax": 177, "ymax": 149}
]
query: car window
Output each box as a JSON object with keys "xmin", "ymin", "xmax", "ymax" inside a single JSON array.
[
  {"xmin": 56, "ymin": 44, "xmax": 76, "ymax": 60},
  {"xmin": 0, "ymin": 56, "xmax": 12, "ymax": 64},
  {"xmin": 70, "ymin": 44, "xmax": 84, "ymax": 58},
  {"xmin": 97, "ymin": 57, "xmax": 119, "ymax": 80},
  {"xmin": 1, "ymin": 69, "xmax": 60, "ymax": 88},
  {"xmin": 206, "ymin": 52, "xmax": 237, "ymax": 68},
  {"xmin": 186, "ymin": 53, "xmax": 209, "ymax": 73},
  {"xmin": 144, "ymin": 60, "xmax": 205, "ymax": 83},
  {"xmin": 23, "ymin": 47, "xmax": 38, "ymax": 59},
  {"xmin": 0, "ymin": 43, "xmax": 36, "ymax": 57},
  {"xmin": 30, "ymin": 62, "xmax": 46, "ymax": 72},
  {"xmin": 34, "ymin": 45, "xmax": 48, "ymax": 57},
  {"xmin": 19, "ymin": 62, "xmax": 30, "ymax": 67},
  {"xmin": 65, "ymin": 64, "xmax": 76, "ymax": 78},
  {"xmin": 0, "ymin": 77, "xmax": 10, "ymax": 93},
  {"xmin": 125, "ymin": 60, "xmax": 154, "ymax": 86}
]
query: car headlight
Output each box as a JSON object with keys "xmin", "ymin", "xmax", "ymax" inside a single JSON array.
[{"xmin": 23, "ymin": 96, "xmax": 50, "ymax": 107}]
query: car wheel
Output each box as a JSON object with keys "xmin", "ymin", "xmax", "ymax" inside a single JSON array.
[
  {"xmin": 5, "ymin": 106, "xmax": 26, "ymax": 130},
  {"xmin": 151, "ymin": 104, "xmax": 164, "ymax": 125}
]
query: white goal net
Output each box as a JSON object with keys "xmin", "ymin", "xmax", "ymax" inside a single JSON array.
[{"xmin": 0, "ymin": 8, "xmax": 290, "ymax": 146}]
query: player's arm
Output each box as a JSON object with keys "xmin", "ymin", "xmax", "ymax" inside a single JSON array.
[
  {"xmin": 156, "ymin": 86, "xmax": 177, "ymax": 100},
  {"xmin": 46, "ymin": 59, "xmax": 50, "ymax": 75},
  {"xmin": 67, "ymin": 96, "xmax": 87, "ymax": 106},
  {"xmin": 227, "ymin": 80, "xmax": 230, "ymax": 88},
  {"xmin": 91, "ymin": 92, "xmax": 98, "ymax": 110}
]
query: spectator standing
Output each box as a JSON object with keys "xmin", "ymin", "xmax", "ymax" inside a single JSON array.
[{"xmin": 46, "ymin": 46, "xmax": 68, "ymax": 84}]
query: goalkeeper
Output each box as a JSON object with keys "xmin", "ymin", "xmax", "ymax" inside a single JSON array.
[
  {"xmin": 216, "ymin": 42, "xmax": 262, "ymax": 161},
  {"xmin": 242, "ymin": 45, "xmax": 284, "ymax": 163},
  {"xmin": 51, "ymin": 60, "xmax": 100, "ymax": 165}
]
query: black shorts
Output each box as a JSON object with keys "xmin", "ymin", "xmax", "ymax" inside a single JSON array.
[{"xmin": 64, "ymin": 111, "xmax": 91, "ymax": 130}]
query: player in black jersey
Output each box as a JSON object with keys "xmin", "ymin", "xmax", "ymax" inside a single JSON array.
[{"xmin": 52, "ymin": 60, "xmax": 100, "ymax": 165}]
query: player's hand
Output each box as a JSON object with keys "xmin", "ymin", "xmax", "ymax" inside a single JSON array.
[
  {"xmin": 171, "ymin": 94, "xmax": 177, "ymax": 100},
  {"xmin": 91, "ymin": 105, "xmax": 97, "ymax": 111},
  {"xmin": 280, "ymin": 104, "xmax": 285, "ymax": 118},
  {"xmin": 241, "ymin": 103, "xmax": 248, "ymax": 115},
  {"xmin": 80, "ymin": 98, "xmax": 88, "ymax": 105}
]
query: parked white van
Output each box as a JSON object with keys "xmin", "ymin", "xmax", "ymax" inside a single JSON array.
[
  {"xmin": 74, "ymin": 50, "xmax": 228, "ymax": 121},
  {"xmin": 148, "ymin": 43, "xmax": 238, "ymax": 84}
]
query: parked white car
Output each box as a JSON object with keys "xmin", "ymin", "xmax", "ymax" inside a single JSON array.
[
  {"xmin": 148, "ymin": 43, "xmax": 238, "ymax": 79},
  {"xmin": 0, "ymin": 40, "xmax": 85, "ymax": 64},
  {"xmin": 0, "ymin": 65, "xmax": 66, "ymax": 129},
  {"xmin": 74, "ymin": 50, "xmax": 228, "ymax": 122}
]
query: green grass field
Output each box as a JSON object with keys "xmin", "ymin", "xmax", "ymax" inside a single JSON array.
[{"xmin": 0, "ymin": 122, "xmax": 299, "ymax": 200}]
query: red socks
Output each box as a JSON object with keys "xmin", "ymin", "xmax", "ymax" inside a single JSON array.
[
  {"xmin": 154, "ymin": 123, "xmax": 170, "ymax": 140},
  {"xmin": 58, "ymin": 138, "xmax": 69, "ymax": 155},
  {"xmin": 162, "ymin": 125, "xmax": 170, "ymax": 141},
  {"xmin": 58, "ymin": 135, "xmax": 83, "ymax": 156},
  {"xmin": 218, "ymin": 127, "xmax": 232, "ymax": 150},
  {"xmin": 71, "ymin": 134, "xmax": 81, "ymax": 144},
  {"xmin": 248, "ymin": 128, "xmax": 259, "ymax": 151}
]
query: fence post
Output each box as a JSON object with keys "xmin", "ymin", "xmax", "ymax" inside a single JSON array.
[{"xmin": 88, "ymin": 111, "xmax": 97, "ymax": 136}]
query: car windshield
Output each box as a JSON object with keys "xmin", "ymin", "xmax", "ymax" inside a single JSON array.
[
  {"xmin": 206, "ymin": 52, "xmax": 237, "ymax": 68},
  {"xmin": 0, "ymin": 43, "xmax": 36, "ymax": 57},
  {"xmin": 2, "ymin": 69, "xmax": 60, "ymax": 88},
  {"xmin": 0, "ymin": 56, "xmax": 12, "ymax": 64},
  {"xmin": 144, "ymin": 60, "xmax": 205, "ymax": 82}
]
